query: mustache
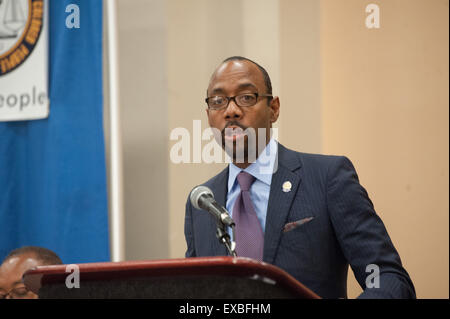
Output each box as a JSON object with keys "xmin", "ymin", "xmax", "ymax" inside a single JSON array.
[{"xmin": 221, "ymin": 121, "xmax": 248, "ymax": 135}]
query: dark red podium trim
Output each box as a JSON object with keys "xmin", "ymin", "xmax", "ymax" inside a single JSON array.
[{"xmin": 23, "ymin": 256, "xmax": 320, "ymax": 299}]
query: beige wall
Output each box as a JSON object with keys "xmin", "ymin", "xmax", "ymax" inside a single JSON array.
[
  {"xmin": 113, "ymin": 0, "xmax": 169, "ymax": 260},
  {"xmin": 320, "ymin": 0, "xmax": 449, "ymax": 298},
  {"xmin": 280, "ymin": 0, "xmax": 322, "ymax": 153},
  {"xmin": 166, "ymin": 0, "xmax": 281, "ymax": 259},
  {"xmin": 111, "ymin": 0, "xmax": 448, "ymax": 298}
]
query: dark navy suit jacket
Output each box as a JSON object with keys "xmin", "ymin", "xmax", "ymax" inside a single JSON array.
[{"xmin": 184, "ymin": 143, "xmax": 415, "ymax": 298}]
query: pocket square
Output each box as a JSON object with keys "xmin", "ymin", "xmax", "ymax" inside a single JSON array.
[{"xmin": 283, "ymin": 217, "xmax": 314, "ymax": 233}]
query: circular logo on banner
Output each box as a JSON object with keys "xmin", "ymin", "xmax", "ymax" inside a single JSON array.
[{"xmin": 0, "ymin": 0, "xmax": 44, "ymax": 76}]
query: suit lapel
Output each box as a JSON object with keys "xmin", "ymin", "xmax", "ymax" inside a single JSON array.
[
  {"xmin": 263, "ymin": 144, "xmax": 302, "ymax": 263},
  {"xmin": 209, "ymin": 167, "xmax": 229, "ymax": 256}
]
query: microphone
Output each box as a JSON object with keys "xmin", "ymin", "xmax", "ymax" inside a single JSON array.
[{"xmin": 190, "ymin": 186, "xmax": 235, "ymax": 227}]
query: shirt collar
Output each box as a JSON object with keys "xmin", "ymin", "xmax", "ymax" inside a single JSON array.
[{"xmin": 228, "ymin": 138, "xmax": 278, "ymax": 191}]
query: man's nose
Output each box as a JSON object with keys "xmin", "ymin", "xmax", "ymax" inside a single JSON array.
[{"xmin": 223, "ymin": 98, "xmax": 243, "ymax": 119}]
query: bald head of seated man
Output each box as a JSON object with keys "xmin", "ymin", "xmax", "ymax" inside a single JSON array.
[{"xmin": 0, "ymin": 246, "xmax": 62, "ymax": 299}]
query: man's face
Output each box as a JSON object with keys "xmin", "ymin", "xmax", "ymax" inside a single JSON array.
[
  {"xmin": 0, "ymin": 254, "xmax": 40, "ymax": 299},
  {"xmin": 206, "ymin": 60, "xmax": 280, "ymax": 165}
]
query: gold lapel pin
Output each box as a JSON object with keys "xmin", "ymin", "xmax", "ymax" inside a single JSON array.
[{"xmin": 282, "ymin": 181, "xmax": 292, "ymax": 193}]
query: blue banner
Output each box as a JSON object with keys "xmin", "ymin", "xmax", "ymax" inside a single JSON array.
[{"xmin": 0, "ymin": 0, "xmax": 110, "ymax": 263}]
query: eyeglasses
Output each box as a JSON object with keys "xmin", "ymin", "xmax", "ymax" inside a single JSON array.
[
  {"xmin": 0, "ymin": 286, "xmax": 31, "ymax": 299},
  {"xmin": 205, "ymin": 93, "xmax": 272, "ymax": 111}
]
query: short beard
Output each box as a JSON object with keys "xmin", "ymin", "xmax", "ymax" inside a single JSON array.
[{"xmin": 220, "ymin": 122, "xmax": 266, "ymax": 164}]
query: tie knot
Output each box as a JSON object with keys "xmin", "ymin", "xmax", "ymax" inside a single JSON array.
[{"xmin": 236, "ymin": 171, "xmax": 255, "ymax": 192}]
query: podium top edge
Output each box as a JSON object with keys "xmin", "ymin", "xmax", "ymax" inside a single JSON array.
[{"xmin": 23, "ymin": 256, "xmax": 320, "ymax": 299}]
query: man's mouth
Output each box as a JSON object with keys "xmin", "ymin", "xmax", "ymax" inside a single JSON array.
[{"xmin": 223, "ymin": 124, "xmax": 247, "ymax": 142}]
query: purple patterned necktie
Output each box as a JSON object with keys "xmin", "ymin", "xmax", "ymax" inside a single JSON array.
[{"xmin": 233, "ymin": 171, "xmax": 264, "ymax": 260}]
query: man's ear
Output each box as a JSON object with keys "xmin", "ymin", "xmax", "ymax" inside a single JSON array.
[
  {"xmin": 206, "ymin": 108, "xmax": 217, "ymax": 128},
  {"xmin": 269, "ymin": 96, "xmax": 280, "ymax": 123}
]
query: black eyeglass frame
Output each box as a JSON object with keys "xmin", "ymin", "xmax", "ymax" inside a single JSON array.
[
  {"xmin": 0, "ymin": 285, "xmax": 30, "ymax": 299},
  {"xmin": 205, "ymin": 92, "xmax": 273, "ymax": 110}
]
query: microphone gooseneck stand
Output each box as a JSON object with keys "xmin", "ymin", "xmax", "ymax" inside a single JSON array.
[
  {"xmin": 190, "ymin": 185, "xmax": 237, "ymax": 257},
  {"xmin": 215, "ymin": 219, "xmax": 237, "ymax": 257}
]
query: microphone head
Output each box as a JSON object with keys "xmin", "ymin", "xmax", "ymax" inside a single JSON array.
[{"xmin": 190, "ymin": 185, "xmax": 214, "ymax": 210}]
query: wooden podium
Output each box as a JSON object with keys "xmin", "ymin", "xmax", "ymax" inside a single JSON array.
[{"xmin": 23, "ymin": 257, "xmax": 320, "ymax": 299}]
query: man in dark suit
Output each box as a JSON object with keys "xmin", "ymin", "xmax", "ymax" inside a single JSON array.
[{"xmin": 184, "ymin": 56, "xmax": 415, "ymax": 299}]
